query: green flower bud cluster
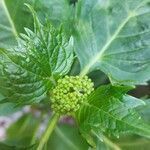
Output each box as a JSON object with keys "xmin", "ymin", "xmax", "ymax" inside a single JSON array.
[{"xmin": 51, "ymin": 76, "xmax": 94, "ymax": 114}]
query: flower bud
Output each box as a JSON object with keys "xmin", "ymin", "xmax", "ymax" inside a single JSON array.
[{"xmin": 51, "ymin": 75, "xmax": 94, "ymax": 114}]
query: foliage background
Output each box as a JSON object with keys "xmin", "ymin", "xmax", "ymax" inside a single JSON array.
[{"xmin": 0, "ymin": 0, "xmax": 150, "ymax": 149}]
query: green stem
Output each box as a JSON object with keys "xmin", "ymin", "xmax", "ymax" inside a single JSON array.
[{"xmin": 37, "ymin": 113, "xmax": 60, "ymax": 150}]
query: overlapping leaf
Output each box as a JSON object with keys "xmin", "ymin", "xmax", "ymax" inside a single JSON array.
[
  {"xmin": 0, "ymin": 8, "xmax": 74, "ymax": 105},
  {"xmin": 0, "ymin": 0, "xmax": 74, "ymax": 48},
  {"xmin": 76, "ymin": 85, "xmax": 150, "ymax": 138},
  {"xmin": 48, "ymin": 125, "xmax": 88, "ymax": 150},
  {"xmin": 39, "ymin": 0, "xmax": 74, "ymax": 25},
  {"xmin": 0, "ymin": 0, "xmax": 18, "ymax": 48},
  {"xmin": 74, "ymin": 0, "xmax": 150, "ymax": 85}
]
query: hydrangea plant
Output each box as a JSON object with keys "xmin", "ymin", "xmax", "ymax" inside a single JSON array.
[{"xmin": 0, "ymin": 0, "xmax": 150, "ymax": 150}]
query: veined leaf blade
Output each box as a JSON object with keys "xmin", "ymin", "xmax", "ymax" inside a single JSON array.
[
  {"xmin": 75, "ymin": 0, "xmax": 150, "ymax": 85},
  {"xmin": 0, "ymin": 7, "xmax": 74, "ymax": 105},
  {"xmin": 76, "ymin": 85, "xmax": 150, "ymax": 138}
]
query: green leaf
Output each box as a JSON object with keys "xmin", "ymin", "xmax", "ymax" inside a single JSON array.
[
  {"xmin": 0, "ymin": 142, "xmax": 35, "ymax": 150},
  {"xmin": 74, "ymin": 0, "xmax": 150, "ymax": 85},
  {"xmin": 47, "ymin": 124, "xmax": 88, "ymax": 150},
  {"xmin": 0, "ymin": 0, "xmax": 74, "ymax": 49},
  {"xmin": 5, "ymin": 114, "xmax": 40, "ymax": 147},
  {"xmin": 36, "ymin": 0, "xmax": 74, "ymax": 26},
  {"xmin": 93, "ymin": 133, "xmax": 121, "ymax": 150},
  {"xmin": 0, "ymin": 0, "xmax": 18, "ymax": 48},
  {"xmin": 4, "ymin": 0, "xmax": 35, "ymax": 33},
  {"xmin": 0, "ymin": 0, "xmax": 36, "ymax": 49},
  {"xmin": 0, "ymin": 7, "xmax": 74, "ymax": 105},
  {"xmin": 0, "ymin": 103, "xmax": 20, "ymax": 116},
  {"xmin": 117, "ymin": 137, "xmax": 150, "ymax": 150},
  {"xmin": 76, "ymin": 85, "xmax": 150, "ymax": 138},
  {"xmin": 0, "ymin": 143, "xmax": 13, "ymax": 150},
  {"xmin": 137, "ymin": 99, "xmax": 150, "ymax": 123},
  {"xmin": 28, "ymin": 0, "xmax": 75, "ymax": 36}
]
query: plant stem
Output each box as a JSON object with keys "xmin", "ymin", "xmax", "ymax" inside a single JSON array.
[{"xmin": 37, "ymin": 113, "xmax": 60, "ymax": 150}]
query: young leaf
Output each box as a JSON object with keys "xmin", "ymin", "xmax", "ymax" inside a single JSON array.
[
  {"xmin": 74, "ymin": 0, "xmax": 150, "ymax": 85},
  {"xmin": 76, "ymin": 85, "xmax": 150, "ymax": 138},
  {"xmin": 0, "ymin": 8, "xmax": 74, "ymax": 105}
]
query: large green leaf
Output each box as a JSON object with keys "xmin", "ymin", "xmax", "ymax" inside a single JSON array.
[
  {"xmin": 137, "ymin": 99, "xmax": 150, "ymax": 123},
  {"xmin": 36, "ymin": 0, "xmax": 74, "ymax": 25},
  {"xmin": 0, "ymin": 0, "xmax": 18, "ymax": 48},
  {"xmin": 0, "ymin": 103, "xmax": 20, "ymax": 116},
  {"xmin": 0, "ymin": 0, "xmax": 36, "ymax": 49},
  {"xmin": 0, "ymin": 8, "xmax": 74, "ymax": 105},
  {"xmin": 4, "ymin": 0, "xmax": 35, "ymax": 33},
  {"xmin": 76, "ymin": 85, "xmax": 150, "ymax": 138},
  {"xmin": 3, "ymin": 114, "xmax": 40, "ymax": 150},
  {"xmin": 6, "ymin": 114, "xmax": 40, "ymax": 147},
  {"xmin": 34, "ymin": 0, "xmax": 75, "ymax": 38},
  {"xmin": 74, "ymin": 0, "xmax": 150, "ymax": 85},
  {"xmin": 0, "ymin": 0, "xmax": 73, "ymax": 49},
  {"xmin": 4, "ymin": 0, "xmax": 72, "ymax": 32},
  {"xmin": 48, "ymin": 124, "xmax": 88, "ymax": 150}
]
